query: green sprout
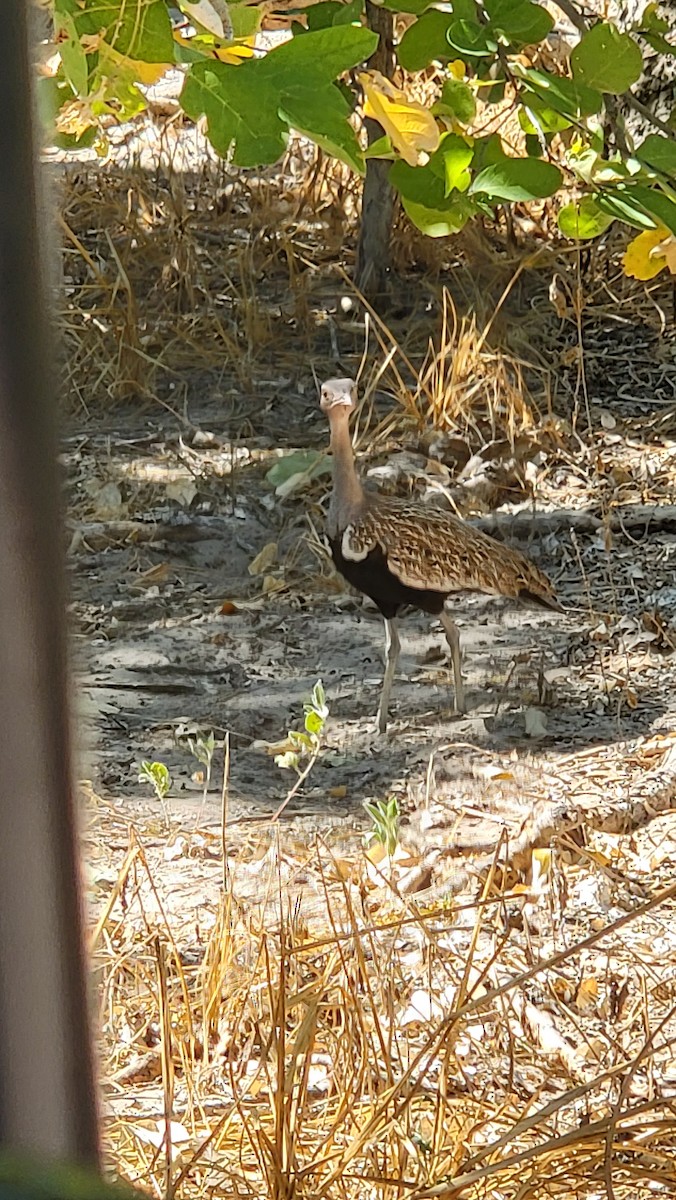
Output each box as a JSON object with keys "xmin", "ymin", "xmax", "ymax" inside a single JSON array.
[
  {"xmin": 275, "ymin": 680, "xmax": 328, "ymax": 775},
  {"xmin": 138, "ymin": 760, "xmax": 171, "ymax": 800},
  {"xmin": 187, "ymin": 729, "xmax": 216, "ymax": 798},
  {"xmin": 363, "ymin": 795, "xmax": 400, "ymax": 857},
  {"xmin": 272, "ymin": 681, "xmax": 329, "ymax": 820},
  {"xmin": 138, "ymin": 761, "xmax": 173, "ymax": 826}
]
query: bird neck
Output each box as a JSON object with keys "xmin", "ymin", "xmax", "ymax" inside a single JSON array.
[{"xmin": 328, "ymin": 411, "xmax": 363, "ymax": 532}]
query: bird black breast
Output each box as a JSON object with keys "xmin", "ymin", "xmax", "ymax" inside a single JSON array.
[{"xmin": 328, "ymin": 537, "xmax": 447, "ymax": 619}]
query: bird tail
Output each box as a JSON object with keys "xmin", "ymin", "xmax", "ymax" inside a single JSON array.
[{"xmin": 517, "ymin": 585, "xmax": 562, "ymax": 613}]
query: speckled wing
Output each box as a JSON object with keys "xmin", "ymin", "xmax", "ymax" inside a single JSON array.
[{"xmin": 341, "ymin": 497, "xmax": 558, "ymax": 607}]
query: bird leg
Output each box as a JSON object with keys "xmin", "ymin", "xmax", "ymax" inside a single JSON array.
[
  {"xmin": 376, "ymin": 617, "xmax": 400, "ymax": 734},
  {"xmin": 440, "ymin": 611, "xmax": 465, "ymax": 714}
]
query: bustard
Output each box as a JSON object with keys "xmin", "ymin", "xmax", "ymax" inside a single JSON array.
[{"xmin": 320, "ymin": 377, "xmax": 560, "ymax": 732}]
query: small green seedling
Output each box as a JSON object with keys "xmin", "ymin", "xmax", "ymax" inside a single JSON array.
[
  {"xmin": 188, "ymin": 729, "xmax": 216, "ymax": 796},
  {"xmin": 363, "ymin": 795, "xmax": 400, "ymax": 857},
  {"xmin": 138, "ymin": 760, "xmax": 171, "ymax": 804},
  {"xmin": 275, "ymin": 680, "xmax": 328, "ymax": 775}
]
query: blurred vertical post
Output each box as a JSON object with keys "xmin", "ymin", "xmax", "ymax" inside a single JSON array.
[{"xmin": 0, "ymin": 1, "xmax": 100, "ymax": 1165}]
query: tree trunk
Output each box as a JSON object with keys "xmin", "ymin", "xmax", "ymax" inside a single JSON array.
[{"xmin": 354, "ymin": 0, "xmax": 396, "ymax": 307}]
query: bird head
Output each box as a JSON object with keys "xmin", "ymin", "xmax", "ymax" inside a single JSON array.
[{"xmin": 320, "ymin": 378, "xmax": 357, "ymax": 415}]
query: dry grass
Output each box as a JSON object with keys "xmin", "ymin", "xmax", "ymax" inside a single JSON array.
[
  {"xmin": 88, "ymin": 788, "xmax": 676, "ymax": 1200},
  {"xmin": 53, "ymin": 132, "xmax": 553, "ymax": 451}
]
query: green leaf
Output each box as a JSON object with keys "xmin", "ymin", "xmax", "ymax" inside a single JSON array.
[
  {"xmin": 306, "ymin": 0, "xmax": 364, "ymax": 30},
  {"xmin": 182, "ymin": 62, "xmax": 288, "ymax": 165},
  {"xmin": 304, "ymin": 709, "xmax": 324, "ymax": 735},
  {"xmin": 558, "ymin": 196, "xmax": 615, "ymax": 238},
  {"xmin": 266, "ymin": 23, "xmax": 378, "ymax": 80},
  {"xmin": 638, "ymin": 4, "xmax": 676, "ymax": 56},
  {"xmin": 289, "ymin": 730, "xmax": 313, "ymax": 750},
  {"xmin": 630, "ymin": 185, "xmax": 676, "ymax": 235},
  {"xmin": 571, "ymin": 22, "xmax": 643, "ymax": 94},
  {"xmin": 310, "ymin": 679, "xmax": 327, "ymax": 713},
  {"xmin": 635, "ymin": 134, "xmax": 676, "ymax": 177},
  {"xmin": 512, "ymin": 65, "xmax": 603, "ymax": 119},
  {"xmin": 390, "ymin": 159, "xmax": 447, "ymax": 206},
  {"xmin": 230, "ymin": 5, "xmax": 264, "ymax": 38},
  {"xmin": 449, "ymin": 0, "xmax": 479, "ymax": 19},
  {"xmin": 266, "ymin": 450, "xmax": 330, "ymax": 488},
  {"xmin": 484, "ymin": 0, "xmax": 553, "ymax": 47},
  {"xmin": 430, "ymin": 133, "xmax": 473, "ymax": 194},
  {"xmin": 596, "ymin": 188, "xmax": 658, "ymax": 230},
  {"xmin": 391, "ymin": 156, "xmax": 477, "ymax": 231},
  {"xmin": 54, "ymin": 12, "xmax": 90, "ymax": 94},
  {"xmin": 398, "ymin": 10, "xmax": 454, "ymax": 71},
  {"xmin": 182, "ymin": 26, "xmax": 376, "ymax": 170},
  {"xmin": 364, "ymin": 134, "xmax": 395, "ymax": 158},
  {"xmin": 470, "ymin": 157, "xmax": 562, "ymax": 200},
  {"xmin": 435, "ymin": 78, "xmax": 476, "ymax": 125},
  {"xmin": 57, "ymin": 0, "xmax": 174, "ymax": 63},
  {"xmin": 379, "ymin": 0, "xmax": 433, "ymax": 12},
  {"xmin": 400, "ymin": 195, "xmax": 476, "ymax": 236},
  {"xmin": 446, "ymin": 18, "xmax": 498, "ymax": 59},
  {"xmin": 472, "ymin": 132, "xmax": 508, "ymax": 170},
  {"xmin": 524, "ymin": 132, "xmax": 544, "ymax": 157},
  {"xmin": 518, "ymin": 93, "xmax": 571, "ymax": 134},
  {"xmin": 279, "ymin": 83, "xmax": 363, "ymax": 173}
]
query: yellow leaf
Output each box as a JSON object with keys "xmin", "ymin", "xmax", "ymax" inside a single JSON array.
[
  {"xmin": 448, "ymin": 60, "xmax": 466, "ymax": 80},
  {"xmin": 574, "ymin": 975, "xmax": 598, "ymax": 1011},
  {"xmin": 173, "ymin": 31, "xmax": 254, "ymax": 65},
  {"xmin": 365, "ymin": 841, "xmax": 387, "ymax": 867},
  {"xmin": 359, "ymin": 70, "xmax": 439, "ymax": 167},
  {"xmin": 262, "ymin": 574, "xmax": 285, "ymax": 594},
  {"xmin": 248, "ymin": 541, "xmax": 278, "ymax": 576},
  {"xmin": 622, "ymin": 226, "xmax": 669, "ymax": 280},
  {"xmin": 211, "ymin": 41, "xmax": 256, "ymax": 64},
  {"xmin": 103, "ymin": 43, "xmax": 171, "ymax": 85},
  {"xmin": 653, "ymin": 231, "xmax": 676, "ymax": 274}
]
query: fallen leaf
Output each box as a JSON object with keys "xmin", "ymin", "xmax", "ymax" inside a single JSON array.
[
  {"xmin": 166, "ymin": 476, "xmax": 198, "ymax": 507},
  {"xmin": 262, "ymin": 574, "xmax": 285, "ymax": 594},
  {"xmin": 251, "ymin": 737, "xmax": 296, "ymax": 756},
  {"xmin": 135, "ymin": 562, "xmax": 170, "ymax": 589},
  {"xmin": 548, "ymin": 273, "xmax": 569, "ymax": 317},
  {"xmin": 531, "ymin": 847, "xmax": 552, "ymax": 892},
  {"xmin": 219, "ymin": 600, "xmax": 240, "ymax": 615},
  {"xmin": 524, "ymin": 708, "xmax": 548, "ymax": 738},
  {"xmin": 133, "ymin": 1120, "xmax": 191, "ymax": 1152},
  {"xmin": 114, "ymin": 1051, "xmax": 162, "ymax": 1085},
  {"xmin": 164, "ymin": 837, "xmax": 188, "ymax": 861},
  {"xmin": 265, "ymin": 451, "xmax": 329, "ymax": 496},
  {"xmin": 86, "ymin": 479, "xmax": 125, "ymax": 519},
  {"xmin": 249, "ymin": 541, "xmax": 278, "ymax": 575},
  {"xmin": 574, "ymin": 975, "xmax": 599, "ymax": 1012}
]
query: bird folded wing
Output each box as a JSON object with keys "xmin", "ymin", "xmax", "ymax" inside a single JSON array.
[{"xmin": 342, "ymin": 502, "xmax": 555, "ymax": 603}]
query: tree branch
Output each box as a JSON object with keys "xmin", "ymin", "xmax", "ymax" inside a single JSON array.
[{"xmin": 625, "ymin": 92, "xmax": 676, "ymax": 141}]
